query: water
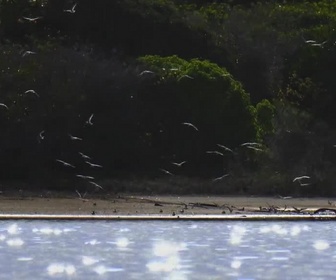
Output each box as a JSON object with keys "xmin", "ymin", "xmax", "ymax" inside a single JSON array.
[{"xmin": 0, "ymin": 220, "xmax": 335, "ymax": 279}]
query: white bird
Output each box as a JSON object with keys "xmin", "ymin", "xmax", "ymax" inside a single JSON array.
[
  {"xmin": 241, "ymin": 142, "xmax": 262, "ymax": 147},
  {"xmin": 206, "ymin": 151, "xmax": 224, "ymax": 156},
  {"xmin": 69, "ymin": 134, "xmax": 82, "ymax": 141},
  {"xmin": 310, "ymin": 41, "xmax": 328, "ymax": 47},
  {"xmin": 25, "ymin": 89, "xmax": 39, "ymax": 97},
  {"xmin": 79, "ymin": 152, "xmax": 91, "ymax": 160},
  {"xmin": 139, "ymin": 70, "xmax": 155, "ymax": 76},
  {"xmin": 85, "ymin": 161, "xmax": 103, "ymax": 168},
  {"xmin": 22, "ymin": 50, "xmax": 36, "ymax": 57},
  {"xmin": 22, "ymin": 16, "xmax": 43, "ymax": 22},
  {"xmin": 178, "ymin": 75, "xmax": 194, "ymax": 81},
  {"xmin": 212, "ymin": 174, "xmax": 229, "ymax": 182},
  {"xmin": 76, "ymin": 174, "xmax": 95, "ymax": 180},
  {"xmin": 89, "ymin": 181, "xmax": 104, "ymax": 190},
  {"xmin": 171, "ymin": 161, "xmax": 187, "ymax": 167},
  {"xmin": 64, "ymin": 3, "xmax": 77, "ymax": 13},
  {"xmin": 293, "ymin": 176, "xmax": 310, "ymax": 182},
  {"xmin": 0, "ymin": 103, "xmax": 8, "ymax": 109},
  {"xmin": 277, "ymin": 195, "xmax": 293, "ymax": 200},
  {"xmin": 56, "ymin": 159, "xmax": 75, "ymax": 168},
  {"xmin": 181, "ymin": 122, "xmax": 198, "ymax": 131},
  {"xmin": 39, "ymin": 130, "xmax": 45, "ymax": 140},
  {"xmin": 245, "ymin": 146, "xmax": 263, "ymax": 152},
  {"xmin": 75, "ymin": 190, "xmax": 88, "ymax": 201},
  {"xmin": 159, "ymin": 168, "xmax": 174, "ymax": 176},
  {"xmin": 301, "ymin": 35, "xmax": 317, "ymax": 44},
  {"xmin": 217, "ymin": 144, "xmax": 234, "ymax": 153},
  {"xmin": 86, "ymin": 114, "xmax": 94, "ymax": 126}
]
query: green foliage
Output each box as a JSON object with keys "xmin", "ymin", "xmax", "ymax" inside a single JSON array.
[
  {"xmin": 137, "ymin": 55, "xmax": 258, "ymax": 151},
  {"xmin": 255, "ymin": 99, "xmax": 275, "ymax": 139}
]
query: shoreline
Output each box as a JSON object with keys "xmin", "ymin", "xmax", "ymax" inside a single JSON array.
[{"xmin": 0, "ymin": 191, "xmax": 336, "ymax": 217}]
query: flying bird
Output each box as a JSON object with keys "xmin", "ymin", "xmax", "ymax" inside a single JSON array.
[
  {"xmin": 86, "ymin": 114, "xmax": 94, "ymax": 126},
  {"xmin": 181, "ymin": 122, "xmax": 198, "ymax": 131},
  {"xmin": 293, "ymin": 175, "xmax": 311, "ymax": 186},
  {"xmin": 0, "ymin": 103, "xmax": 8, "ymax": 109},
  {"xmin": 38, "ymin": 130, "xmax": 45, "ymax": 142},
  {"xmin": 139, "ymin": 70, "xmax": 155, "ymax": 76},
  {"xmin": 75, "ymin": 190, "xmax": 88, "ymax": 201},
  {"xmin": 206, "ymin": 151, "xmax": 224, "ymax": 156},
  {"xmin": 293, "ymin": 175, "xmax": 310, "ymax": 182},
  {"xmin": 56, "ymin": 159, "xmax": 75, "ymax": 168},
  {"xmin": 22, "ymin": 50, "xmax": 36, "ymax": 57},
  {"xmin": 79, "ymin": 152, "xmax": 91, "ymax": 160},
  {"xmin": 64, "ymin": 3, "xmax": 77, "ymax": 13},
  {"xmin": 159, "ymin": 168, "xmax": 174, "ymax": 176},
  {"xmin": 89, "ymin": 181, "xmax": 104, "ymax": 190},
  {"xmin": 69, "ymin": 134, "xmax": 82, "ymax": 141},
  {"xmin": 171, "ymin": 161, "xmax": 187, "ymax": 167},
  {"xmin": 245, "ymin": 146, "xmax": 263, "ymax": 152},
  {"xmin": 178, "ymin": 75, "xmax": 194, "ymax": 81},
  {"xmin": 310, "ymin": 41, "xmax": 328, "ymax": 47},
  {"xmin": 241, "ymin": 142, "xmax": 262, "ymax": 147},
  {"xmin": 301, "ymin": 35, "xmax": 317, "ymax": 44},
  {"xmin": 85, "ymin": 161, "xmax": 103, "ymax": 168},
  {"xmin": 217, "ymin": 144, "xmax": 234, "ymax": 153},
  {"xmin": 212, "ymin": 174, "xmax": 230, "ymax": 182},
  {"xmin": 22, "ymin": 16, "xmax": 43, "ymax": 22},
  {"xmin": 25, "ymin": 89, "xmax": 39, "ymax": 97},
  {"xmin": 76, "ymin": 174, "xmax": 95, "ymax": 180}
]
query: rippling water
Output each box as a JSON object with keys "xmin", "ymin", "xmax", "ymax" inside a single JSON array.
[{"xmin": 0, "ymin": 220, "xmax": 335, "ymax": 279}]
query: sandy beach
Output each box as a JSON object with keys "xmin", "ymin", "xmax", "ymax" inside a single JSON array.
[{"xmin": 0, "ymin": 191, "xmax": 335, "ymax": 216}]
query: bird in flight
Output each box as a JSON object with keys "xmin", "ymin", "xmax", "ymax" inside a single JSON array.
[
  {"xmin": 79, "ymin": 152, "xmax": 91, "ymax": 160},
  {"xmin": 181, "ymin": 122, "xmax": 198, "ymax": 131},
  {"xmin": 241, "ymin": 142, "xmax": 262, "ymax": 147},
  {"xmin": 22, "ymin": 16, "xmax": 43, "ymax": 22},
  {"xmin": 293, "ymin": 176, "xmax": 311, "ymax": 186},
  {"xmin": 293, "ymin": 175, "xmax": 310, "ymax": 182},
  {"xmin": 171, "ymin": 161, "xmax": 187, "ymax": 167},
  {"xmin": 76, "ymin": 174, "xmax": 95, "ymax": 180},
  {"xmin": 39, "ymin": 130, "xmax": 45, "ymax": 141},
  {"xmin": 22, "ymin": 51, "xmax": 36, "ymax": 57},
  {"xmin": 178, "ymin": 75, "xmax": 194, "ymax": 81},
  {"xmin": 206, "ymin": 150, "xmax": 224, "ymax": 156},
  {"xmin": 159, "ymin": 168, "xmax": 174, "ymax": 176},
  {"xmin": 86, "ymin": 114, "xmax": 94, "ymax": 126},
  {"xmin": 89, "ymin": 181, "xmax": 104, "ymax": 190},
  {"xmin": 56, "ymin": 159, "xmax": 75, "ymax": 168},
  {"xmin": 85, "ymin": 161, "xmax": 103, "ymax": 168},
  {"xmin": 139, "ymin": 70, "xmax": 155, "ymax": 76},
  {"xmin": 310, "ymin": 41, "xmax": 328, "ymax": 47},
  {"xmin": 25, "ymin": 89, "xmax": 39, "ymax": 97},
  {"xmin": 69, "ymin": 134, "xmax": 82, "ymax": 141},
  {"xmin": 0, "ymin": 103, "xmax": 8, "ymax": 109},
  {"xmin": 64, "ymin": 3, "xmax": 77, "ymax": 13},
  {"xmin": 217, "ymin": 144, "xmax": 234, "ymax": 153},
  {"xmin": 212, "ymin": 174, "xmax": 230, "ymax": 182},
  {"xmin": 245, "ymin": 146, "xmax": 263, "ymax": 152}
]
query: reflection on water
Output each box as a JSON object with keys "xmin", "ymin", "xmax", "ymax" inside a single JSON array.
[{"xmin": 0, "ymin": 220, "xmax": 335, "ymax": 279}]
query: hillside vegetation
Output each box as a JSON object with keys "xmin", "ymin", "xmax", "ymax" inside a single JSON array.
[{"xmin": 1, "ymin": 0, "xmax": 336, "ymax": 196}]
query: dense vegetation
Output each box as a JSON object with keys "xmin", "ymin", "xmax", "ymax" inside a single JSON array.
[{"xmin": 1, "ymin": 0, "xmax": 336, "ymax": 196}]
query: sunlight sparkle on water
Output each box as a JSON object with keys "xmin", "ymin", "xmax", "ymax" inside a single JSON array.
[
  {"xmin": 82, "ymin": 256, "xmax": 99, "ymax": 266},
  {"xmin": 313, "ymin": 240, "xmax": 330, "ymax": 250},
  {"xmin": 7, "ymin": 223, "xmax": 20, "ymax": 235},
  {"xmin": 47, "ymin": 263, "xmax": 76, "ymax": 276},
  {"xmin": 6, "ymin": 238, "xmax": 24, "ymax": 247},
  {"xmin": 231, "ymin": 259, "xmax": 242, "ymax": 269}
]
